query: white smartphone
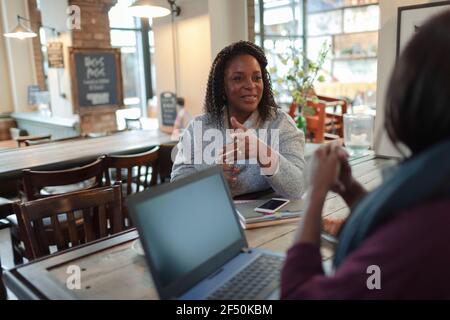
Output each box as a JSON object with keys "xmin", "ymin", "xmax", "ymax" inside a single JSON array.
[{"xmin": 254, "ymin": 198, "xmax": 290, "ymax": 214}]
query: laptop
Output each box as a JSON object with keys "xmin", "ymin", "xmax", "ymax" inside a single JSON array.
[{"xmin": 126, "ymin": 166, "xmax": 285, "ymax": 300}]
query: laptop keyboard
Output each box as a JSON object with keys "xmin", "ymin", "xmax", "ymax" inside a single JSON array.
[{"xmin": 207, "ymin": 254, "xmax": 284, "ymax": 300}]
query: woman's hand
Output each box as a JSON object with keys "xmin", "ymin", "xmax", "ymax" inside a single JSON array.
[
  {"xmin": 294, "ymin": 143, "xmax": 344, "ymax": 245},
  {"xmin": 329, "ymin": 148, "xmax": 367, "ymax": 208},
  {"xmin": 221, "ymin": 163, "xmax": 240, "ymax": 189},
  {"xmin": 220, "ymin": 117, "xmax": 279, "ymax": 174},
  {"xmin": 307, "ymin": 143, "xmax": 343, "ymax": 198}
]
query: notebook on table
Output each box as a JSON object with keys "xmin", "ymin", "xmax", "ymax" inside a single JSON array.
[
  {"xmin": 126, "ymin": 166, "xmax": 285, "ymax": 300},
  {"xmin": 234, "ymin": 199, "xmax": 304, "ymax": 229}
]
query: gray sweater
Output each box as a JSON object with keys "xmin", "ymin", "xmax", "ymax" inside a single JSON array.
[{"xmin": 171, "ymin": 109, "xmax": 306, "ymax": 199}]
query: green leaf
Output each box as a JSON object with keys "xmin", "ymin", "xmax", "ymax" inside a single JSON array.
[
  {"xmin": 318, "ymin": 75, "xmax": 325, "ymax": 82},
  {"xmin": 311, "ymin": 96, "xmax": 319, "ymax": 104}
]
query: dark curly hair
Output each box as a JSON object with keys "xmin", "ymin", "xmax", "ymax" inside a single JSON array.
[
  {"xmin": 204, "ymin": 41, "xmax": 278, "ymax": 128},
  {"xmin": 385, "ymin": 10, "xmax": 450, "ymax": 155}
]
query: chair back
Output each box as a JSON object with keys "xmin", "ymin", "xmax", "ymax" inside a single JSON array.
[
  {"xmin": 158, "ymin": 143, "xmax": 176, "ymax": 183},
  {"xmin": 24, "ymin": 138, "xmax": 52, "ymax": 146},
  {"xmin": 103, "ymin": 146, "xmax": 160, "ymax": 196},
  {"xmin": 290, "ymin": 95, "xmax": 347, "ymax": 143},
  {"xmin": 22, "ymin": 157, "xmax": 105, "ymax": 201},
  {"xmin": 13, "ymin": 185, "xmax": 124, "ymax": 260},
  {"xmin": 17, "ymin": 134, "xmax": 52, "ymax": 147}
]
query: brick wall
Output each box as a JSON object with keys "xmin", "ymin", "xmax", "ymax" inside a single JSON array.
[
  {"xmin": 69, "ymin": 0, "xmax": 119, "ymax": 135},
  {"xmin": 27, "ymin": 0, "xmax": 46, "ymax": 90},
  {"xmin": 69, "ymin": 0, "xmax": 116, "ymax": 49}
]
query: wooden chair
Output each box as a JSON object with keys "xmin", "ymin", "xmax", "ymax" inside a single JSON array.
[
  {"xmin": 22, "ymin": 157, "xmax": 104, "ymax": 200},
  {"xmin": 103, "ymin": 146, "xmax": 159, "ymax": 226},
  {"xmin": 23, "ymin": 135, "xmax": 84, "ymax": 147},
  {"xmin": 8, "ymin": 158, "xmax": 105, "ymax": 264},
  {"xmin": 13, "ymin": 185, "xmax": 124, "ymax": 261},
  {"xmin": 158, "ymin": 143, "xmax": 176, "ymax": 183},
  {"xmin": 17, "ymin": 134, "xmax": 52, "ymax": 147},
  {"xmin": 289, "ymin": 95, "xmax": 348, "ymax": 143},
  {"xmin": 103, "ymin": 146, "xmax": 160, "ymax": 196},
  {"xmin": 24, "ymin": 138, "xmax": 52, "ymax": 146}
]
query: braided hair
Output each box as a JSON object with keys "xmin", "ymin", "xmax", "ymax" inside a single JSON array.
[{"xmin": 204, "ymin": 41, "xmax": 279, "ymax": 128}]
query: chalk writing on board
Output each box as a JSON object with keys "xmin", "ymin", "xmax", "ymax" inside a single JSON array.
[
  {"xmin": 160, "ymin": 92, "xmax": 177, "ymax": 126},
  {"xmin": 71, "ymin": 48, "xmax": 122, "ymax": 108}
]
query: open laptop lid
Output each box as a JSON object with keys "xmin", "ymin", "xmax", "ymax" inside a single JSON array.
[{"xmin": 126, "ymin": 166, "xmax": 248, "ymax": 300}]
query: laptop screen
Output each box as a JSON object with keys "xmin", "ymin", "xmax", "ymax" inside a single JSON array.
[{"xmin": 128, "ymin": 167, "xmax": 246, "ymax": 298}]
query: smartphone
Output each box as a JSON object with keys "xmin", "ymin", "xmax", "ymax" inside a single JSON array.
[{"xmin": 254, "ymin": 198, "xmax": 290, "ymax": 214}]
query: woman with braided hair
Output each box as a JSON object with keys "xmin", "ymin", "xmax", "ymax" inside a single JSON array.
[{"xmin": 171, "ymin": 41, "xmax": 306, "ymax": 199}]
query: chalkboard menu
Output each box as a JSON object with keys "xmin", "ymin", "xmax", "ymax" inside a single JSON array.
[
  {"xmin": 69, "ymin": 48, "xmax": 123, "ymax": 110},
  {"xmin": 27, "ymin": 85, "xmax": 41, "ymax": 105},
  {"xmin": 160, "ymin": 92, "xmax": 177, "ymax": 126}
]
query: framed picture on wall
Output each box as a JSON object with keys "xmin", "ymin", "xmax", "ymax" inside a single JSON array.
[
  {"xmin": 69, "ymin": 47, "xmax": 124, "ymax": 114},
  {"xmin": 396, "ymin": 0, "xmax": 450, "ymax": 59}
]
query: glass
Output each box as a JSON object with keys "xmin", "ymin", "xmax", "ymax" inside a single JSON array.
[
  {"xmin": 333, "ymin": 31, "xmax": 378, "ymax": 58},
  {"xmin": 343, "ymin": 113, "xmax": 374, "ymax": 156},
  {"xmin": 343, "ymin": 5, "xmax": 379, "ymax": 33},
  {"xmin": 308, "ymin": 0, "xmax": 343, "ymax": 13},
  {"xmin": 109, "ymin": 0, "xmax": 139, "ymax": 29},
  {"xmin": 111, "ymin": 30, "xmax": 137, "ymax": 47},
  {"xmin": 333, "ymin": 58, "xmax": 377, "ymax": 83},
  {"xmin": 119, "ymin": 47, "xmax": 141, "ymax": 107},
  {"xmin": 308, "ymin": 10, "xmax": 342, "ymax": 36},
  {"xmin": 263, "ymin": 0, "xmax": 303, "ymax": 36}
]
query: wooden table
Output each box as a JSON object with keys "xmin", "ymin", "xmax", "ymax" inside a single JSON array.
[
  {"xmin": 0, "ymin": 130, "xmax": 173, "ymax": 181},
  {"xmin": 0, "ymin": 139, "xmax": 17, "ymax": 151},
  {"xmin": 4, "ymin": 154, "xmax": 395, "ymax": 300}
]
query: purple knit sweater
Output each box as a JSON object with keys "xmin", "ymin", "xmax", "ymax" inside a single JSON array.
[{"xmin": 281, "ymin": 199, "xmax": 450, "ymax": 299}]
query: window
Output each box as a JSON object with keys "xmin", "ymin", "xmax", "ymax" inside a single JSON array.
[
  {"xmin": 39, "ymin": 27, "xmax": 49, "ymax": 89},
  {"xmin": 109, "ymin": 0, "xmax": 156, "ymax": 121},
  {"xmin": 255, "ymin": 0, "xmax": 305, "ymax": 106},
  {"xmin": 256, "ymin": 0, "xmax": 379, "ymax": 110}
]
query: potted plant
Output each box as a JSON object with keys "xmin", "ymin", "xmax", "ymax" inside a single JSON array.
[{"xmin": 270, "ymin": 41, "xmax": 330, "ymax": 134}]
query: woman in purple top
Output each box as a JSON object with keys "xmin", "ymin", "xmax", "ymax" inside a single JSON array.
[{"xmin": 281, "ymin": 10, "xmax": 450, "ymax": 299}]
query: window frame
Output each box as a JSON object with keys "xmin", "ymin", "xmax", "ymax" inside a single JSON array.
[{"xmin": 110, "ymin": 18, "xmax": 155, "ymax": 115}]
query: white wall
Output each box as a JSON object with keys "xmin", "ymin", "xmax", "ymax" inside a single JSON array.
[
  {"xmin": 39, "ymin": 0, "xmax": 73, "ymax": 118},
  {"xmin": 208, "ymin": 0, "xmax": 248, "ymax": 58},
  {"xmin": 374, "ymin": 0, "xmax": 436, "ymax": 157},
  {"xmin": 0, "ymin": 2, "xmax": 13, "ymax": 113},
  {"xmin": 153, "ymin": 0, "xmax": 212, "ymax": 117},
  {"xmin": 0, "ymin": 0, "xmax": 37, "ymax": 113}
]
